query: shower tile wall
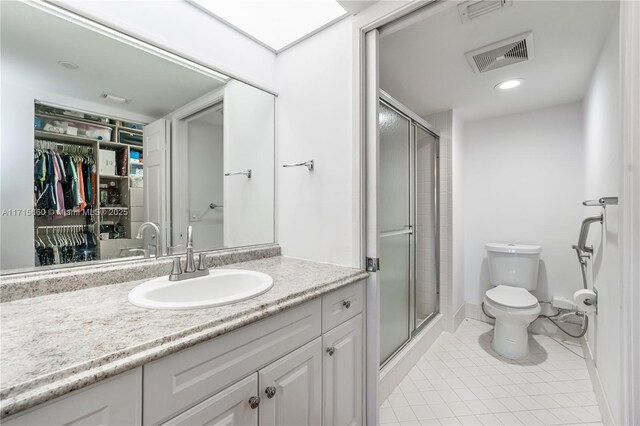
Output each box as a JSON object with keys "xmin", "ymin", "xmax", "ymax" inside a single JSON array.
[
  {"xmin": 416, "ymin": 131, "xmax": 436, "ymax": 323},
  {"xmin": 424, "ymin": 111, "xmax": 454, "ymax": 332}
]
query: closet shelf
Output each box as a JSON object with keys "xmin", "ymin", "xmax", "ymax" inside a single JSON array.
[
  {"xmin": 99, "ymin": 140, "xmax": 127, "ymax": 149},
  {"xmin": 119, "ymin": 127, "xmax": 143, "ymax": 135},
  {"xmin": 35, "ymin": 112, "xmax": 116, "ymax": 128},
  {"xmin": 99, "ymin": 174, "xmax": 129, "ymax": 179},
  {"xmin": 34, "ymin": 130, "xmax": 97, "ymax": 146}
]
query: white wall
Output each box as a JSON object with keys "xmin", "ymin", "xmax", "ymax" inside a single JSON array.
[
  {"xmin": 451, "ymin": 112, "xmax": 465, "ymax": 317},
  {"xmin": 583, "ymin": 21, "xmax": 622, "ymax": 424},
  {"xmin": 463, "ymin": 102, "xmax": 585, "ymax": 306},
  {"xmin": 275, "ymin": 17, "xmax": 357, "ymax": 266},
  {"xmin": 56, "ymin": 0, "xmax": 277, "ymax": 93},
  {"xmin": 423, "ymin": 111, "xmax": 456, "ymax": 331}
]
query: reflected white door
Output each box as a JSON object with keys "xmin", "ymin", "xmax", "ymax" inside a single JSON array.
[{"xmin": 143, "ymin": 118, "xmax": 170, "ymax": 255}]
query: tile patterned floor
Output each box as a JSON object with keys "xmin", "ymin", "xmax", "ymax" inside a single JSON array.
[{"xmin": 380, "ymin": 319, "xmax": 602, "ymax": 426}]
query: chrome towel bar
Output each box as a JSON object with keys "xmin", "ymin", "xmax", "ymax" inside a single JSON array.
[
  {"xmin": 225, "ymin": 169, "xmax": 252, "ymax": 178},
  {"xmin": 282, "ymin": 160, "xmax": 314, "ymax": 171},
  {"xmin": 583, "ymin": 196, "xmax": 618, "ymax": 207}
]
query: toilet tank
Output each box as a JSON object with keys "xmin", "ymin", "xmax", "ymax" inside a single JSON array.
[{"xmin": 486, "ymin": 243, "xmax": 541, "ymax": 290}]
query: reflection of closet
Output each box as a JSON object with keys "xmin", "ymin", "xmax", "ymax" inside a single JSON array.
[{"xmin": 33, "ymin": 101, "xmax": 146, "ymax": 264}]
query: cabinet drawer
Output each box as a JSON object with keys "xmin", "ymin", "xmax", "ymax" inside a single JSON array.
[
  {"xmin": 322, "ymin": 281, "xmax": 364, "ymax": 333},
  {"xmin": 143, "ymin": 299, "xmax": 321, "ymax": 425},
  {"xmin": 4, "ymin": 368, "xmax": 142, "ymax": 426}
]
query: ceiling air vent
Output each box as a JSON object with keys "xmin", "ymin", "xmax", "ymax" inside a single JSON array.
[
  {"xmin": 458, "ymin": 0, "xmax": 512, "ymax": 23},
  {"xmin": 465, "ymin": 32, "xmax": 534, "ymax": 74}
]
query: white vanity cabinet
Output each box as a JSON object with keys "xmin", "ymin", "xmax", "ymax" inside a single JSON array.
[
  {"xmin": 4, "ymin": 368, "xmax": 142, "ymax": 426},
  {"xmin": 323, "ymin": 314, "xmax": 363, "ymax": 426},
  {"xmin": 3, "ymin": 281, "xmax": 365, "ymax": 426},
  {"xmin": 258, "ymin": 337, "xmax": 323, "ymax": 426},
  {"xmin": 162, "ymin": 337, "xmax": 323, "ymax": 426},
  {"xmin": 162, "ymin": 374, "xmax": 259, "ymax": 426}
]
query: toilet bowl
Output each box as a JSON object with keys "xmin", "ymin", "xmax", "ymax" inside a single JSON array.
[
  {"xmin": 485, "ymin": 243, "xmax": 542, "ymax": 359},
  {"xmin": 483, "ymin": 285, "xmax": 541, "ymax": 359}
]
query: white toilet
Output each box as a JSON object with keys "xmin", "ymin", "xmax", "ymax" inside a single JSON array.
[{"xmin": 483, "ymin": 243, "xmax": 542, "ymax": 359}]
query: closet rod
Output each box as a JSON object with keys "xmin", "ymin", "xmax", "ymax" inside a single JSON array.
[
  {"xmin": 35, "ymin": 139, "xmax": 95, "ymax": 152},
  {"xmin": 36, "ymin": 224, "xmax": 96, "ymax": 233}
]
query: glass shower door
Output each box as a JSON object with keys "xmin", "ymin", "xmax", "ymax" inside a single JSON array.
[{"xmin": 379, "ymin": 102, "xmax": 411, "ymax": 365}]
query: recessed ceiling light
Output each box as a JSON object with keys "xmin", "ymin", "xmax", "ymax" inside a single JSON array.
[
  {"xmin": 495, "ymin": 79, "xmax": 523, "ymax": 90},
  {"xmin": 58, "ymin": 61, "xmax": 79, "ymax": 70},
  {"xmin": 188, "ymin": 0, "xmax": 347, "ymax": 51}
]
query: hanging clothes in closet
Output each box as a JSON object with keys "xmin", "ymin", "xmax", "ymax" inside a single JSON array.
[
  {"xmin": 34, "ymin": 227, "xmax": 97, "ymax": 266},
  {"xmin": 34, "ymin": 142, "xmax": 96, "ymax": 216}
]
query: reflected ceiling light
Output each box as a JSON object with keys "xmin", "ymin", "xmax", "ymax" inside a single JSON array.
[
  {"xmin": 495, "ymin": 79, "xmax": 523, "ymax": 90},
  {"xmin": 58, "ymin": 61, "xmax": 79, "ymax": 70},
  {"xmin": 189, "ymin": 0, "xmax": 347, "ymax": 51},
  {"xmin": 101, "ymin": 93, "xmax": 129, "ymax": 104}
]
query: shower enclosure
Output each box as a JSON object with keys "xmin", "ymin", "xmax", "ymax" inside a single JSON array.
[{"xmin": 378, "ymin": 92, "xmax": 439, "ymax": 366}]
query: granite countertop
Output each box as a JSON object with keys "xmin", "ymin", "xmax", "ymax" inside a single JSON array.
[{"xmin": 0, "ymin": 256, "xmax": 368, "ymax": 418}]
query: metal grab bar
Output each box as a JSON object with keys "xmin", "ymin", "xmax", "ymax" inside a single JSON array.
[
  {"xmin": 577, "ymin": 214, "xmax": 603, "ymax": 254},
  {"xmin": 282, "ymin": 160, "xmax": 314, "ymax": 171},
  {"xmin": 225, "ymin": 169, "xmax": 252, "ymax": 178}
]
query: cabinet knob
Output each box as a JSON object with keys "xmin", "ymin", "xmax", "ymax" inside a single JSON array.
[
  {"xmin": 249, "ymin": 396, "xmax": 261, "ymax": 409},
  {"xmin": 265, "ymin": 386, "xmax": 277, "ymax": 399},
  {"xmin": 326, "ymin": 346, "xmax": 336, "ymax": 356},
  {"xmin": 342, "ymin": 300, "xmax": 351, "ymax": 309}
]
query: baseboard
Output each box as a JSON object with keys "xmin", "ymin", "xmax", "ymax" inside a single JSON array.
[
  {"xmin": 379, "ymin": 314, "xmax": 444, "ymax": 403},
  {"xmin": 465, "ymin": 302, "xmax": 585, "ymax": 341},
  {"xmin": 452, "ymin": 303, "xmax": 466, "ymax": 332},
  {"xmin": 465, "ymin": 302, "xmax": 494, "ymax": 324},
  {"xmin": 582, "ymin": 339, "xmax": 616, "ymax": 425}
]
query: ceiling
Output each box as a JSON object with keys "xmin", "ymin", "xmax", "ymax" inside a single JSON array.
[
  {"xmin": 379, "ymin": 1, "xmax": 619, "ymax": 121},
  {"xmin": 1, "ymin": 1, "xmax": 227, "ymax": 121}
]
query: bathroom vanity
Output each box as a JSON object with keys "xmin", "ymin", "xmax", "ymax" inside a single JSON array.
[{"xmin": 0, "ymin": 252, "xmax": 368, "ymax": 425}]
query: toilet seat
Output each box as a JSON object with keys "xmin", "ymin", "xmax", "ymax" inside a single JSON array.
[{"xmin": 485, "ymin": 285, "xmax": 538, "ymax": 309}]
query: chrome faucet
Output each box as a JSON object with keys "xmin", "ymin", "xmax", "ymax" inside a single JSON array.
[
  {"xmin": 169, "ymin": 225, "xmax": 209, "ymax": 281},
  {"xmin": 136, "ymin": 222, "xmax": 161, "ymax": 259}
]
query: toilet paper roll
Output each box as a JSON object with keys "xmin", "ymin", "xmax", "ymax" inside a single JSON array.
[{"xmin": 574, "ymin": 289, "xmax": 597, "ymax": 313}]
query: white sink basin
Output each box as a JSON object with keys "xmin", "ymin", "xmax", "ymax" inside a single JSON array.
[{"xmin": 128, "ymin": 269, "xmax": 273, "ymax": 310}]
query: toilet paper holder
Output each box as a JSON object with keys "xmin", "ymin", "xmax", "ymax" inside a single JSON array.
[{"xmin": 574, "ymin": 288, "xmax": 598, "ymax": 314}]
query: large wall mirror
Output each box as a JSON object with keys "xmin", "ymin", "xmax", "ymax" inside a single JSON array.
[{"xmin": 0, "ymin": 1, "xmax": 275, "ymax": 274}]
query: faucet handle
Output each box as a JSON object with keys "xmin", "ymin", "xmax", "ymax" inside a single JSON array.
[
  {"xmin": 197, "ymin": 253, "xmax": 207, "ymax": 270},
  {"xmin": 170, "ymin": 257, "xmax": 183, "ymax": 276}
]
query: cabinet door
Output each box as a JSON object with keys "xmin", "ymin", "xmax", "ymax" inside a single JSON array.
[
  {"xmin": 144, "ymin": 299, "xmax": 321, "ymax": 425},
  {"xmin": 323, "ymin": 314, "xmax": 363, "ymax": 426},
  {"xmin": 163, "ymin": 374, "xmax": 258, "ymax": 426},
  {"xmin": 258, "ymin": 337, "xmax": 322, "ymax": 426},
  {"xmin": 4, "ymin": 368, "xmax": 142, "ymax": 426}
]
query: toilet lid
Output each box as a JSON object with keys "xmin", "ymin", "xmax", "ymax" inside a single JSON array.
[{"xmin": 486, "ymin": 285, "xmax": 539, "ymax": 309}]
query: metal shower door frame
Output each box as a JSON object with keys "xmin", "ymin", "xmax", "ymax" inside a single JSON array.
[{"xmin": 378, "ymin": 90, "xmax": 440, "ymax": 363}]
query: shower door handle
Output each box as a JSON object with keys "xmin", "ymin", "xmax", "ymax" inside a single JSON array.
[{"xmin": 380, "ymin": 226, "xmax": 413, "ymax": 238}]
